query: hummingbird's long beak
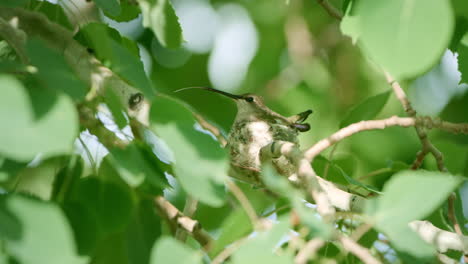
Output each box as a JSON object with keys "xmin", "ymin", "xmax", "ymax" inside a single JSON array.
[{"xmin": 174, "ymin": 87, "xmax": 244, "ymax": 100}]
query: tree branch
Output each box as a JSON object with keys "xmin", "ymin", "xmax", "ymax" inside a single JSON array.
[
  {"xmin": 303, "ymin": 116, "xmax": 468, "ymax": 162},
  {"xmin": 0, "ymin": 7, "xmax": 149, "ymax": 124},
  {"xmin": 384, "ymin": 73, "xmax": 448, "ymax": 172},
  {"xmin": 154, "ymin": 196, "xmax": 213, "ymax": 250}
]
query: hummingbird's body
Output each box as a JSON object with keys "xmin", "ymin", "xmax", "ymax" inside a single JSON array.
[
  {"xmin": 176, "ymin": 88, "xmax": 312, "ymax": 186},
  {"xmin": 226, "ymin": 94, "xmax": 311, "ymax": 186}
]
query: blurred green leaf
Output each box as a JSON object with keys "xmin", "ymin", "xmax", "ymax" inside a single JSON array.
[
  {"xmin": 0, "ymin": 75, "xmax": 78, "ymax": 161},
  {"xmin": 104, "ymin": 88, "xmax": 128, "ymax": 129},
  {"xmin": 107, "ymin": 142, "xmax": 168, "ymax": 189},
  {"xmin": 0, "ymin": 198, "xmax": 21, "ymax": 240},
  {"xmin": 125, "ymin": 199, "xmax": 162, "ymax": 264},
  {"xmin": 4, "ymin": 195, "xmax": 87, "ymax": 264},
  {"xmin": 69, "ymin": 177, "xmax": 135, "ymax": 234},
  {"xmin": 340, "ymin": 90, "xmax": 390, "ymax": 128},
  {"xmin": 29, "ymin": 0, "xmax": 73, "ymax": 30},
  {"xmin": 75, "ymin": 23, "xmax": 154, "ymax": 98},
  {"xmin": 94, "ymin": 0, "xmax": 121, "ymax": 17},
  {"xmin": 366, "ymin": 170, "xmax": 462, "ymax": 258},
  {"xmin": 231, "ymin": 217, "xmax": 293, "ymax": 264},
  {"xmin": 26, "ymin": 38, "xmax": 87, "ymax": 100},
  {"xmin": 104, "ymin": 0, "xmax": 141, "ymax": 22},
  {"xmin": 0, "ymin": 0, "xmax": 28, "ymax": 7},
  {"xmin": 210, "ymin": 208, "xmax": 253, "ymax": 257},
  {"xmin": 138, "ymin": 0, "xmax": 183, "ymax": 48},
  {"xmin": 149, "ymin": 96, "xmax": 226, "ymax": 207},
  {"xmin": 367, "ymin": 170, "xmax": 462, "ymax": 228},
  {"xmin": 458, "ymin": 44, "xmax": 468, "ymax": 84},
  {"xmin": 452, "ymin": 0, "xmax": 468, "ymax": 20},
  {"xmin": 342, "ymin": 0, "xmax": 454, "ymax": 79},
  {"xmin": 150, "ymin": 237, "xmax": 202, "ymax": 264}
]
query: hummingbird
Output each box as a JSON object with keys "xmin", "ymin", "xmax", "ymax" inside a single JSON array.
[{"xmin": 176, "ymin": 87, "xmax": 313, "ymax": 186}]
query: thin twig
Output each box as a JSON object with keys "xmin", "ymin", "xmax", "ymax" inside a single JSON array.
[
  {"xmin": 384, "ymin": 73, "xmax": 448, "ymax": 172},
  {"xmin": 316, "ymin": 0, "xmax": 343, "ymax": 20},
  {"xmin": 447, "ymin": 193, "xmax": 468, "ymax": 262},
  {"xmin": 211, "ymin": 236, "xmax": 249, "ymax": 264},
  {"xmin": 295, "ymin": 238, "xmax": 325, "ymax": 264},
  {"xmin": 338, "ymin": 235, "xmax": 381, "ymax": 264},
  {"xmin": 304, "ymin": 116, "xmax": 468, "ymax": 162},
  {"xmin": 194, "ymin": 114, "xmax": 228, "ymax": 147},
  {"xmin": 226, "ymin": 180, "xmax": 259, "ymax": 225},
  {"xmin": 175, "ymin": 196, "xmax": 199, "ymax": 243}
]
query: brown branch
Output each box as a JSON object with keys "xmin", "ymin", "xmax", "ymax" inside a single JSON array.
[
  {"xmin": 304, "ymin": 116, "xmax": 415, "ymax": 162},
  {"xmin": 338, "ymin": 235, "xmax": 381, "ymax": 264},
  {"xmin": 384, "ymin": 73, "xmax": 448, "ymax": 172},
  {"xmin": 295, "ymin": 238, "xmax": 325, "ymax": 264},
  {"xmin": 303, "ymin": 116, "xmax": 468, "ymax": 162},
  {"xmin": 154, "ymin": 196, "xmax": 213, "ymax": 250},
  {"xmin": 194, "ymin": 114, "xmax": 228, "ymax": 147}
]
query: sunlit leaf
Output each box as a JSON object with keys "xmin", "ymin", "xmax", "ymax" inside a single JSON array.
[
  {"xmin": 231, "ymin": 217, "xmax": 293, "ymax": 264},
  {"xmin": 138, "ymin": 0, "xmax": 183, "ymax": 48},
  {"xmin": 0, "ymin": 75, "xmax": 78, "ymax": 161},
  {"xmin": 4, "ymin": 195, "xmax": 87, "ymax": 264},
  {"xmin": 342, "ymin": 0, "xmax": 454, "ymax": 79},
  {"xmin": 150, "ymin": 237, "xmax": 202, "ymax": 264},
  {"xmin": 366, "ymin": 170, "xmax": 462, "ymax": 258},
  {"xmin": 149, "ymin": 96, "xmax": 226, "ymax": 207},
  {"xmin": 75, "ymin": 23, "xmax": 154, "ymax": 98}
]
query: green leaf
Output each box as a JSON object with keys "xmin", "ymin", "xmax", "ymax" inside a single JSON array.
[
  {"xmin": 210, "ymin": 208, "xmax": 253, "ymax": 257},
  {"xmin": 149, "ymin": 96, "xmax": 226, "ymax": 207},
  {"xmin": 452, "ymin": 0, "xmax": 468, "ymax": 20},
  {"xmin": 231, "ymin": 217, "xmax": 293, "ymax": 264},
  {"xmin": 29, "ymin": 0, "xmax": 73, "ymax": 30},
  {"xmin": 126, "ymin": 199, "xmax": 162, "ymax": 264},
  {"xmin": 104, "ymin": 0, "xmax": 141, "ymax": 22},
  {"xmin": 4, "ymin": 195, "xmax": 87, "ymax": 264},
  {"xmin": 150, "ymin": 237, "xmax": 202, "ymax": 264},
  {"xmin": 340, "ymin": 90, "xmax": 390, "ymax": 128},
  {"xmin": 0, "ymin": 75, "xmax": 78, "ymax": 161},
  {"xmin": 138, "ymin": 0, "xmax": 183, "ymax": 48},
  {"xmin": 0, "ymin": 0, "xmax": 28, "ymax": 7},
  {"xmin": 26, "ymin": 38, "xmax": 87, "ymax": 100},
  {"xmin": 94, "ymin": 0, "xmax": 121, "ymax": 17},
  {"xmin": 342, "ymin": 0, "xmax": 454, "ymax": 79},
  {"xmin": 69, "ymin": 177, "xmax": 135, "ymax": 234},
  {"xmin": 75, "ymin": 23, "xmax": 154, "ymax": 98},
  {"xmin": 366, "ymin": 170, "xmax": 462, "ymax": 258},
  {"xmin": 458, "ymin": 44, "xmax": 468, "ymax": 84},
  {"xmin": 367, "ymin": 170, "xmax": 462, "ymax": 227},
  {"xmin": 104, "ymin": 88, "xmax": 128, "ymax": 129},
  {"xmin": 0, "ymin": 199, "xmax": 21, "ymax": 240},
  {"xmin": 107, "ymin": 142, "xmax": 168, "ymax": 189}
]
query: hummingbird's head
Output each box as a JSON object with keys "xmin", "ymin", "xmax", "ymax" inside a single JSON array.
[{"xmin": 174, "ymin": 87, "xmax": 312, "ymax": 131}]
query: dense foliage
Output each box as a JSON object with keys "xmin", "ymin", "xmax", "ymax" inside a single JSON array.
[{"xmin": 0, "ymin": 0, "xmax": 467, "ymax": 263}]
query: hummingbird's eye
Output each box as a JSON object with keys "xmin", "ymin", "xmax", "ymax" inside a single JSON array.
[{"xmin": 245, "ymin": 97, "xmax": 254, "ymax": 102}]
